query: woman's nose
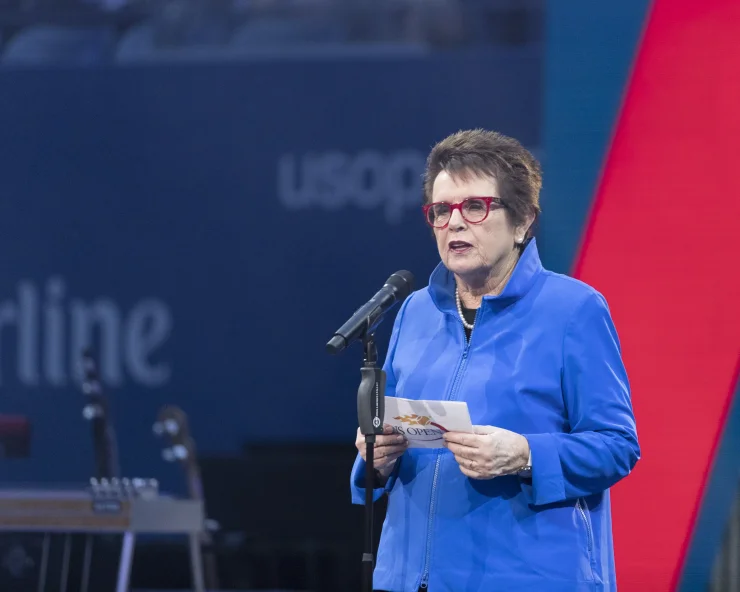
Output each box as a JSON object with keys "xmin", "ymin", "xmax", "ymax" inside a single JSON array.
[{"xmin": 448, "ymin": 206, "xmax": 465, "ymax": 228}]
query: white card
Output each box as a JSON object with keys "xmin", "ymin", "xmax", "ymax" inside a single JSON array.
[{"xmin": 384, "ymin": 396, "xmax": 474, "ymax": 448}]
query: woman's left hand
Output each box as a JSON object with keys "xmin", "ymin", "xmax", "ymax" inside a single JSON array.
[{"xmin": 443, "ymin": 425, "xmax": 530, "ymax": 479}]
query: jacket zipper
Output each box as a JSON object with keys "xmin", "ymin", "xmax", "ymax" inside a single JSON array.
[
  {"xmin": 418, "ymin": 450, "xmax": 442, "ymax": 590},
  {"xmin": 576, "ymin": 498, "xmax": 593, "ymax": 558},
  {"xmin": 419, "ymin": 320, "xmax": 472, "ymax": 590}
]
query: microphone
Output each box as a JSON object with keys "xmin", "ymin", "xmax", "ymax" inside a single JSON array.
[{"xmin": 326, "ymin": 270, "xmax": 414, "ymax": 355}]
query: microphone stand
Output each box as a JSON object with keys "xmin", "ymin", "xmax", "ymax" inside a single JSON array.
[{"xmin": 357, "ymin": 329, "xmax": 386, "ymax": 592}]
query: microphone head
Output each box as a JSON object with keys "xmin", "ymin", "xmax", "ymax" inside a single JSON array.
[
  {"xmin": 325, "ymin": 334, "xmax": 346, "ymax": 355},
  {"xmin": 385, "ymin": 270, "xmax": 414, "ymax": 299},
  {"xmin": 325, "ymin": 270, "xmax": 415, "ymax": 355}
]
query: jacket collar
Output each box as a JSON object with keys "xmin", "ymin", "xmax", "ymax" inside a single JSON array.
[{"xmin": 428, "ymin": 238, "xmax": 544, "ymax": 314}]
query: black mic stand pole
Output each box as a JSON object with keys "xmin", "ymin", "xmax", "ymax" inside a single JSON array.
[{"xmin": 357, "ymin": 328, "xmax": 386, "ymax": 592}]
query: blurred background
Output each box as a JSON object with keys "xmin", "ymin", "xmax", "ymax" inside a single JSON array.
[{"xmin": 0, "ymin": 0, "xmax": 738, "ymax": 591}]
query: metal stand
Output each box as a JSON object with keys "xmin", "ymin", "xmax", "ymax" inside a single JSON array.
[
  {"xmin": 37, "ymin": 534, "xmax": 50, "ymax": 592},
  {"xmin": 113, "ymin": 530, "xmax": 205, "ymax": 592},
  {"xmin": 356, "ymin": 332, "xmax": 387, "ymax": 592},
  {"xmin": 188, "ymin": 532, "xmax": 206, "ymax": 592},
  {"xmin": 81, "ymin": 535, "xmax": 93, "ymax": 592},
  {"xmin": 115, "ymin": 532, "xmax": 136, "ymax": 592},
  {"xmin": 60, "ymin": 534, "xmax": 71, "ymax": 592}
]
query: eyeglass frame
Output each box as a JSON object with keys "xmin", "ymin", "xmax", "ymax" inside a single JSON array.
[{"xmin": 421, "ymin": 196, "xmax": 507, "ymax": 229}]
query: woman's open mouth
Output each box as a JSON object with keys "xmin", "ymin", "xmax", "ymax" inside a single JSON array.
[{"xmin": 449, "ymin": 241, "xmax": 472, "ymax": 254}]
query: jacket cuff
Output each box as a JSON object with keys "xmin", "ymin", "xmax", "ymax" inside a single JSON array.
[
  {"xmin": 519, "ymin": 433, "xmax": 566, "ymax": 506},
  {"xmin": 350, "ymin": 454, "xmax": 400, "ymax": 504}
]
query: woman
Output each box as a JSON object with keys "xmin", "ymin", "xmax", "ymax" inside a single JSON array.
[{"xmin": 350, "ymin": 129, "xmax": 640, "ymax": 592}]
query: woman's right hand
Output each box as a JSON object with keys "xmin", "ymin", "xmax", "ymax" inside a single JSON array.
[{"xmin": 355, "ymin": 425, "xmax": 409, "ymax": 478}]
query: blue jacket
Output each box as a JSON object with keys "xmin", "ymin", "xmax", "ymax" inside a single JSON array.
[{"xmin": 350, "ymin": 239, "xmax": 640, "ymax": 592}]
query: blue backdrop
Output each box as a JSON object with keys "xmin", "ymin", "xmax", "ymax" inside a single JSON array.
[{"xmin": 0, "ymin": 47, "xmax": 542, "ymax": 489}]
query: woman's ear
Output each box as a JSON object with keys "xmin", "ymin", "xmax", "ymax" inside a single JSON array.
[{"xmin": 516, "ymin": 212, "xmax": 536, "ymax": 244}]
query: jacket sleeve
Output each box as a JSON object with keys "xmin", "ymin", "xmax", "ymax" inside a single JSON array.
[
  {"xmin": 349, "ymin": 295, "xmax": 412, "ymax": 505},
  {"xmin": 520, "ymin": 291, "xmax": 640, "ymax": 506}
]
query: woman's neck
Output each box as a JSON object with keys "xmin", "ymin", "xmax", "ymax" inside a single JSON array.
[{"xmin": 456, "ymin": 249, "xmax": 520, "ymax": 308}]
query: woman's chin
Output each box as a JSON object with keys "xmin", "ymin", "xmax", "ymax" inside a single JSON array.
[{"xmin": 446, "ymin": 260, "xmax": 485, "ymax": 279}]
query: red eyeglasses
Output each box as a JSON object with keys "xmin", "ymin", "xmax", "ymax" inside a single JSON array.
[{"xmin": 422, "ymin": 197, "xmax": 506, "ymax": 229}]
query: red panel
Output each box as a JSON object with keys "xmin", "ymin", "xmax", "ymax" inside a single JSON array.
[{"xmin": 573, "ymin": 1, "xmax": 740, "ymax": 589}]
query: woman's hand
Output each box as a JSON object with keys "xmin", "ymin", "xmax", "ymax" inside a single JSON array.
[
  {"xmin": 443, "ymin": 425, "xmax": 530, "ymax": 479},
  {"xmin": 356, "ymin": 425, "xmax": 409, "ymax": 479}
]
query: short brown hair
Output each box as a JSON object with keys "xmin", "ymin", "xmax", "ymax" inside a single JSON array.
[{"xmin": 423, "ymin": 129, "xmax": 542, "ymax": 238}]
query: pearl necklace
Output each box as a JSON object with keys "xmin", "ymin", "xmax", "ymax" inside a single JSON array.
[{"xmin": 455, "ymin": 286, "xmax": 475, "ymax": 330}]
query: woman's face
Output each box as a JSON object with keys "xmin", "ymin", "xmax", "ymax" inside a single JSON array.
[{"xmin": 431, "ymin": 170, "xmax": 525, "ymax": 283}]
